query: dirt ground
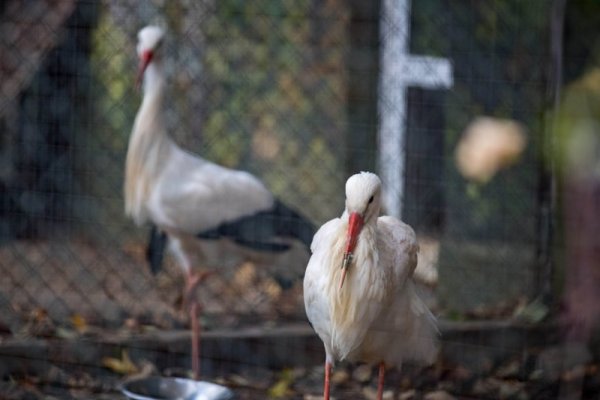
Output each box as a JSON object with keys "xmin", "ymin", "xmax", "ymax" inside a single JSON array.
[
  {"xmin": 1, "ymin": 339, "xmax": 599, "ymax": 399},
  {"xmin": 1, "ymin": 239, "xmax": 599, "ymax": 399},
  {"xmin": 0, "ymin": 238, "xmax": 307, "ymax": 333}
]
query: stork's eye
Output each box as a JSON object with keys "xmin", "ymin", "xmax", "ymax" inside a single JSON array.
[{"xmin": 368, "ymin": 195, "xmax": 374, "ymax": 204}]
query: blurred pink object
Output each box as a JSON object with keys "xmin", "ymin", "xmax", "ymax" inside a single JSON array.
[{"xmin": 455, "ymin": 117, "xmax": 527, "ymax": 183}]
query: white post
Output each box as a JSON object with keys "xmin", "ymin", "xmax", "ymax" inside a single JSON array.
[{"xmin": 378, "ymin": 0, "xmax": 453, "ymax": 217}]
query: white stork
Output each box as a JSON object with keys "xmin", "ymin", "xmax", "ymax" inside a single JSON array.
[
  {"xmin": 126, "ymin": 25, "xmax": 314, "ymax": 380},
  {"xmin": 303, "ymin": 172, "xmax": 438, "ymax": 400}
]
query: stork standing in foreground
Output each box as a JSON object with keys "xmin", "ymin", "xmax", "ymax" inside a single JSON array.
[
  {"xmin": 126, "ymin": 26, "xmax": 314, "ymax": 380},
  {"xmin": 304, "ymin": 172, "xmax": 438, "ymax": 400}
]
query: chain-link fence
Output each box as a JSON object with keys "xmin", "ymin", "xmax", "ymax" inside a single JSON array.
[
  {"xmin": 1, "ymin": 0, "xmax": 355, "ymax": 332},
  {"xmin": 2, "ymin": 0, "xmax": 598, "ymax": 398}
]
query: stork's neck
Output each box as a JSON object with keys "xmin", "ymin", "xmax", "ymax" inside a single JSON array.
[
  {"xmin": 125, "ymin": 61, "xmax": 172, "ymax": 224},
  {"xmin": 143, "ymin": 62, "xmax": 166, "ymax": 97},
  {"xmin": 129, "ymin": 62, "xmax": 172, "ymax": 164}
]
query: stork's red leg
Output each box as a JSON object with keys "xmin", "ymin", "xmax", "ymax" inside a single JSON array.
[
  {"xmin": 376, "ymin": 362, "xmax": 385, "ymax": 400},
  {"xmin": 184, "ymin": 271, "xmax": 210, "ymax": 381},
  {"xmin": 324, "ymin": 360, "xmax": 332, "ymax": 400},
  {"xmin": 190, "ymin": 302, "xmax": 200, "ymax": 380}
]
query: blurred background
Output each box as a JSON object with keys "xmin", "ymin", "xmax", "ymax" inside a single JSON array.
[{"xmin": 1, "ymin": 0, "xmax": 599, "ymax": 398}]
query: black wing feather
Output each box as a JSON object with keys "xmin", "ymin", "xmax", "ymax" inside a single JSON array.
[
  {"xmin": 146, "ymin": 199, "xmax": 315, "ymax": 275},
  {"xmin": 196, "ymin": 199, "xmax": 314, "ymax": 251}
]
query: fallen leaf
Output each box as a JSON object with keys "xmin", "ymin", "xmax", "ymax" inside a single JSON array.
[
  {"xmin": 126, "ymin": 360, "xmax": 157, "ymax": 381},
  {"xmin": 363, "ymin": 387, "xmax": 393, "ymax": 400},
  {"xmin": 102, "ymin": 350, "xmax": 138, "ymax": 375},
  {"xmin": 32, "ymin": 308, "xmax": 48, "ymax": 322},
  {"xmin": 70, "ymin": 314, "xmax": 88, "ymax": 334},
  {"xmin": 495, "ymin": 359, "xmax": 520, "ymax": 379},
  {"xmin": 424, "ymin": 390, "xmax": 456, "ymax": 400},
  {"xmin": 268, "ymin": 368, "xmax": 294, "ymax": 398},
  {"xmin": 228, "ymin": 374, "xmax": 250, "ymax": 387},
  {"xmin": 352, "ymin": 364, "xmax": 372, "ymax": 383},
  {"xmin": 262, "ymin": 278, "xmax": 282, "ymax": 299},
  {"xmin": 55, "ymin": 327, "xmax": 77, "ymax": 339},
  {"xmin": 233, "ymin": 262, "xmax": 257, "ymax": 288},
  {"xmin": 331, "ymin": 369, "xmax": 350, "ymax": 385},
  {"xmin": 514, "ymin": 297, "xmax": 549, "ymax": 323}
]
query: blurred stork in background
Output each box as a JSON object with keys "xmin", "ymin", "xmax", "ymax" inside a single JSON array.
[
  {"xmin": 126, "ymin": 25, "xmax": 315, "ymax": 380},
  {"xmin": 303, "ymin": 172, "xmax": 438, "ymax": 400}
]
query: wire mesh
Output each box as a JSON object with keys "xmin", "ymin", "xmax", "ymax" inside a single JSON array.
[
  {"xmin": 1, "ymin": 0, "xmax": 354, "ymax": 332},
  {"xmin": 1, "ymin": 0, "xmax": 597, "ymax": 399}
]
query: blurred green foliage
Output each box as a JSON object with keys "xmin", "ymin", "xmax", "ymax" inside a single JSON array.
[
  {"xmin": 85, "ymin": 9, "xmax": 141, "ymax": 241},
  {"xmin": 202, "ymin": 0, "xmax": 349, "ymax": 223}
]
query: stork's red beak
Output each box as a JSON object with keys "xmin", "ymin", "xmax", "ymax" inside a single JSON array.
[
  {"xmin": 340, "ymin": 212, "xmax": 364, "ymax": 289},
  {"xmin": 136, "ymin": 50, "xmax": 153, "ymax": 90}
]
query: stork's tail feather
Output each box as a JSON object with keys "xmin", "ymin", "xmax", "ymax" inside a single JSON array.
[{"xmin": 146, "ymin": 224, "xmax": 168, "ymax": 274}]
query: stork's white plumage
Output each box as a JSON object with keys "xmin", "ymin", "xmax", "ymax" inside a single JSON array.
[
  {"xmin": 303, "ymin": 172, "xmax": 438, "ymax": 400},
  {"xmin": 127, "ymin": 26, "xmax": 276, "ymax": 237},
  {"xmin": 126, "ymin": 26, "xmax": 314, "ymax": 380}
]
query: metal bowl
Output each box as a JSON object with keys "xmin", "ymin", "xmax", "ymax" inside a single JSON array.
[{"xmin": 121, "ymin": 376, "xmax": 235, "ymax": 400}]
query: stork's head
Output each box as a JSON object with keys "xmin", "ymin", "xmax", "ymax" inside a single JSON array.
[
  {"xmin": 339, "ymin": 172, "xmax": 382, "ymax": 288},
  {"xmin": 136, "ymin": 25, "xmax": 165, "ymax": 88}
]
